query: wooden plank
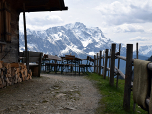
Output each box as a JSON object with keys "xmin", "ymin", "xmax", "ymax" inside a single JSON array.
[
  {"xmin": 148, "ymin": 63, "xmax": 152, "ymax": 71},
  {"xmin": 116, "ymin": 43, "xmax": 121, "ymax": 88},
  {"xmin": 103, "ymin": 49, "xmax": 108, "ymax": 79},
  {"xmin": 102, "ymin": 51, "xmax": 105, "ymax": 75},
  {"xmin": 123, "ymin": 44, "xmax": 133, "ymax": 111},
  {"xmin": 10, "ymin": 63, "xmax": 20, "ymax": 68},
  {"xmin": 3, "ymin": 2, "xmax": 6, "ymax": 41},
  {"xmin": 23, "ymin": 3, "xmax": 29, "ymax": 72},
  {"xmin": 28, "ymin": 51, "xmax": 43, "ymax": 57},
  {"xmin": 108, "ymin": 49, "xmax": 111, "ymax": 79},
  {"xmin": 44, "ymin": 54, "xmax": 61, "ymax": 61},
  {"xmin": 38, "ymin": 53, "xmax": 43, "ymax": 77},
  {"xmin": 3, "ymin": 1, "xmax": 11, "ymax": 42},
  {"xmin": 110, "ymin": 43, "xmax": 116, "ymax": 86},
  {"xmin": 136, "ymin": 43, "xmax": 138, "ymax": 59},
  {"xmin": 0, "ymin": 61, "xmax": 2, "ymax": 68},
  {"xmin": 115, "ymin": 66, "xmax": 125, "ymax": 79},
  {"xmin": 133, "ymin": 42, "xmax": 138, "ymax": 111},
  {"xmin": 0, "ymin": 2, "xmax": 1, "ymax": 41},
  {"xmin": 94, "ymin": 55, "xmax": 96, "ymax": 73},
  {"xmin": 22, "ymin": 57, "xmax": 40, "ymax": 63},
  {"xmin": 115, "ymin": 55, "xmax": 126, "ymax": 61},
  {"xmin": 98, "ymin": 51, "xmax": 102, "ymax": 75},
  {"xmin": 19, "ymin": 52, "xmax": 24, "ymax": 57},
  {"xmin": 96, "ymin": 53, "xmax": 98, "ymax": 74}
]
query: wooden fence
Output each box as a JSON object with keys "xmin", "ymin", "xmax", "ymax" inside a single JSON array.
[{"xmin": 94, "ymin": 43, "xmax": 152, "ymax": 111}]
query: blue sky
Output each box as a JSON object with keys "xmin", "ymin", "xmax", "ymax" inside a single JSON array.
[{"xmin": 19, "ymin": 0, "xmax": 152, "ymax": 50}]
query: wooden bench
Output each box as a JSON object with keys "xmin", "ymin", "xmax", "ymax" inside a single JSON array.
[{"xmin": 19, "ymin": 51, "xmax": 43, "ymax": 77}]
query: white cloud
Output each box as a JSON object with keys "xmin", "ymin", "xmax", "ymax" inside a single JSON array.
[
  {"xmin": 130, "ymin": 36, "xmax": 150, "ymax": 41},
  {"xmin": 145, "ymin": 29, "xmax": 152, "ymax": 33},
  {"xmin": 96, "ymin": 0, "xmax": 152, "ymax": 25},
  {"xmin": 19, "ymin": 12, "xmax": 63, "ymax": 31},
  {"xmin": 27, "ymin": 15, "xmax": 63, "ymax": 26},
  {"xmin": 114, "ymin": 24, "xmax": 144, "ymax": 33}
]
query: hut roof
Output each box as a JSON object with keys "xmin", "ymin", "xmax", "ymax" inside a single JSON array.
[{"xmin": 2, "ymin": 0, "xmax": 68, "ymax": 12}]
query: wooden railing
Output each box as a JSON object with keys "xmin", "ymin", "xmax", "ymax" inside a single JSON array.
[{"xmin": 94, "ymin": 43, "xmax": 152, "ymax": 111}]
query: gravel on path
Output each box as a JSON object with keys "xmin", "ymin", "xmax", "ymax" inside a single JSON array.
[{"xmin": 0, "ymin": 74, "xmax": 101, "ymax": 114}]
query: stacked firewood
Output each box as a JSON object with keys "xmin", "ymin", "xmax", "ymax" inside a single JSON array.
[{"xmin": 0, "ymin": 62, "xmax": 32, "ymax": 88}]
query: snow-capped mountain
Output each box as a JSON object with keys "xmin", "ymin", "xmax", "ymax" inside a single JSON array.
[
  {"xmin": 19, "ymin": 22, "xmax": 150, "ymax": 74},
  {"xmin": 138, "ymin": 45, "xmax": 152, "ymax": 57},
  {"xmin": 19, "ymin": 22, "xmax": 126, "ymax": 59}
]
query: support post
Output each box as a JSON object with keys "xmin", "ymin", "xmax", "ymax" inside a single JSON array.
[
  {"xmin": 99, "ymin": 51, "xmax": 102, "ymax": 75},
  {"xmin": 116, "ymin": 43, "xmax": 121, "ymax": 88},
  {"xmin": 38, "ymin": 53, "xmax": 42, "ymax": 77},
  {"xmin": 102, "ymin": 51, "xmax": 105, "ymax": 75},
  {"xmin": 23, "ymin": 3, "xmax": 29, "ymax": 72},
  {"xmin": 108, "ymin": 49, "xmax": 111, "ymax": 79},
  {"xmin": 103, "ymin": 49, "xmax": 108, "ymax": 79},
  {"xmin": 110, "ymin": 43, "xmax": 116, "ymax": 86},
  {"xmin": 96, "ymin": 53, "xmax": 98, "ymax": 74},
  {"xmin": 123, "ymin": 44, "xmax": 133, "ymax": 111},
  {"xmin": 136, "ymin": 43, "xmax": 138, "ymax": 59},
  {"xmin": 94, "ymin": 55, "xmax": 96, "ymax": 73},
  {"xmin": 133, "ymin": 42, "xmax": 138, "ymax": 111}
]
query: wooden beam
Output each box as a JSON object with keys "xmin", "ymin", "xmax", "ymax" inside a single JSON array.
[
  {"xmin": 103, "ymin": 49, "xmax": 108, "ymax": 79},
  {"xmin": 110, "ymin": 43, "xmax": 116, "ymax": 86},
  {"xmin": 96, "ymin": 53, "xmax": 98, "ymax": 74},
  {"xmin": 134, "ymin": 42, "xmax": 138, "ymax": 111},
  {"xmin": 94, "ymin": 55, "xmax": 96, "ymax": 73},
  {"xmin": 115, "ymin": 66, "xmax": 125, "ymax": 79},
  {"xmin": 123, "ymin": 44, "xmax": 133, "ymax": 111},
  {"xmin": 116, "ymin": 43, "xmax": 121, "ymax": 88},
  {"xmin": 102, "ymin": 51, "xmax": 105, "ymax": 75},
  {"xmin": 99, "ymin": 51, "xmax": 102, "ymax": 75},
  {"xmin": 23, "ymin": 3, "xmax": 29, "ymax": 72},
  {"xmin": 136, "ymin": 43, "xmax": 138, "ymax": 59}
]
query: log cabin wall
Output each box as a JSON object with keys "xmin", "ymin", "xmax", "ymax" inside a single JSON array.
[{"xmin": 0, "ymin": 0, "xmax": 19, "ymax": 63}]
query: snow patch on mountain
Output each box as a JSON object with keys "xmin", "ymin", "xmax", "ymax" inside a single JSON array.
[
  {"xmin": 19, "ymin": 22, "xmax": 127, "ymax": 58},
  {"xmin": 138, "ymin": 45, "xmax": 152, "ymax": 57}
]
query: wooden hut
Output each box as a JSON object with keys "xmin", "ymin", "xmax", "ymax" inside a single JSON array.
[{"xmin": 0, "ymin": 0, "xmax": 68, "ymax": 63}]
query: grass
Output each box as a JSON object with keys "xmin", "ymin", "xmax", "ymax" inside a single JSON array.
[{"xmin": 86, "ymin": 73, "xmax": 148, "ymax": 114}]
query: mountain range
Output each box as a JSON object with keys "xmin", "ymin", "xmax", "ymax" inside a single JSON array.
[
  {"xmin": 19, "ymin": 22, "xmax": 151, "ymax": 74},
  {"xmin": 19, "ymin": 22, "xmax": 127, "ymax": 59}
]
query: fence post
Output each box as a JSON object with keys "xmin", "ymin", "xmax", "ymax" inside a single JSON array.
[
  {"xmin": 99, "ymin": 51, "xmax": 102, "ymax": 75},
  {"xmin": 96, "ymin": 53, "xmax": 98, "ymax": 74},
  {"xmin": 94, "ymin": 55, "xmax": 96, "ymax": 73},
  {"xmin": 110, "ymin": 43, "xmax": 116, "ymax": 86},
  {"xmin": 103, "ymin": 49, "xmax": 108, "ymax": 79},
  {"xmin": 108, "ymin": 49, "xmax": 111, "ymax": 79},
  {"xmin": 102, "ymin": 51, "xmax": 105, "ymax": 75},
  {"xmin": 136, "ymin": 42, "xmax": 138, "ymax": 59},
  {"xmin": 133, "ymin": 42, "xmax": 138, "ymax": 111},
  {"xmin": 123, "ymin": 44, "xmax": 133, "ymax": 111},
  {"xmin": 116, "ymin": 43, "xmax": 121, "ymax": 88}
]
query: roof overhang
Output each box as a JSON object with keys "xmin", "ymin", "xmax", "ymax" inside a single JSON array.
[{"xmin": 2, "ymin": 0, "xmax": 68, "ymax": 12}]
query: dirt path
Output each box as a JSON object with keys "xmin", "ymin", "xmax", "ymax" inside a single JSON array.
[{"xmin": 0, "ymin": 74, "xmax": 101, "ymax": 114}]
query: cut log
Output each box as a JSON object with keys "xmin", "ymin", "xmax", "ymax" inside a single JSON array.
[{"xmin": 0, "ymin": 62, "xmax": 32, "ymax": 88}]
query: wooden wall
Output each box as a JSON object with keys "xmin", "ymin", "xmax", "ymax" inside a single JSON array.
[{"xmin": 0, "ymin": 1, "xmax": 19, "ymax": 63}]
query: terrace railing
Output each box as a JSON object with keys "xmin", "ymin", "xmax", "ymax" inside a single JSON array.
[{"xmin": 94, "ymin": 43, "xmax": 152, "ymax": 111}]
